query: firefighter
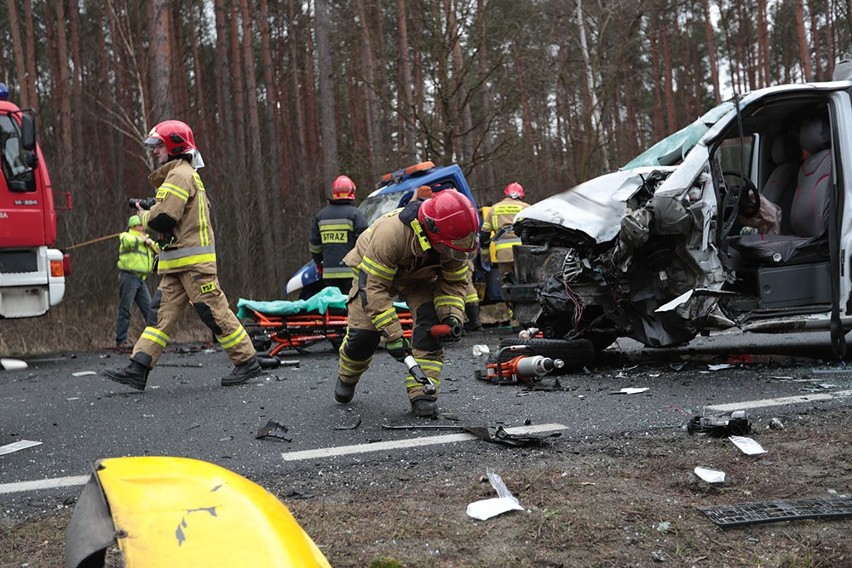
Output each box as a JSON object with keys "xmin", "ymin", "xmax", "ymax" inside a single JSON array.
[
  {"xmin": 115, "ymin": 215, "xmax": 159, "ymax": 351},
  {"xmin": 334, "ymin": 188, "xmax": 479, "ymax": 417},
  {"xmin": 481, "ymin": 182, "xmax": 530, "ymax": 278},
  {"xmin": 308, "ymin": 175, "xmax": 368, "ymax": 295},
  {"xmin": 103, "ymin": 120, "xmax": 261, "ymax": 391}
]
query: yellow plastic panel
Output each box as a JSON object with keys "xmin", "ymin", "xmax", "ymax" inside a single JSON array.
[{"xmin": 96, "ymin": 456, "xmax": 330, "ymax": 568}]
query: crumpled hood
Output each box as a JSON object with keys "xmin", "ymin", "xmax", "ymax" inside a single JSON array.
[{"xmin": 515, "ymin": 167, "xmax": 676, "ymax": 244}]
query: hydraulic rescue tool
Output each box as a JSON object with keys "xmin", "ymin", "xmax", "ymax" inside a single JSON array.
[
  {"xmin": 475, "ymin": 345, "xmax": 564, "ymax": 384},
  {"xmin": 401, "ymin": 323, "xmax": 463, "ymax": 395}
]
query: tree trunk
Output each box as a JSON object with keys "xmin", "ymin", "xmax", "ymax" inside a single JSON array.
[
  {"xmin": 355, "ymin": 0, "xmax": 383, "ymax": 177},
  {"xmin": 757, "ymin": 0, "xmax": 770, "ymax": 87},
  {"xmin": 476, "ymin": 0, "xmax": 495, "ymax": 194},
  {"xmin": 23, "ymin": 0, "xmax": 38, "ymax": 106},
  {"xmin": 68, "ymin": 0, "xmax": 84, "ymax": 154},
  {"xmin": 703, "ymin": 0, "xmax": 721, "ymax": 102},
  {"xmin": 808, "ymin": 0, "xmax": 822, "ymax": 80},
  {"xmin": 213, "ymin": 0, "xmax": 233, "ymax": 165},
  {"xmin": 6, "ymin": 0, "xmax": 28, "ymax": 105},
  {"xmin": 315, "ymin": 0, "xmax": 339, "ymax": 190},
  {"xmin": 449, "ymin": 0, "xmax": 474, "ymax": 167},
  {"xmin": 52, "ymin": 0, "xmax": 74, "ymax": 165},
  {"xmin": 795, "ymin": 0, "xmax": 812, "ymax": 81},
  {"xmin": 148, "ymin": 0, "xmax": 172, "ymax": 121},
  {"xmin": 397, "ymin": 0, "xmax": 417, "ymax": 162}
]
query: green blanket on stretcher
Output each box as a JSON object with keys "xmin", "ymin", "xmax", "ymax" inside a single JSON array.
[{"xmin": 237, "ymin": 287, "xmax": 408, "ymax": 318}]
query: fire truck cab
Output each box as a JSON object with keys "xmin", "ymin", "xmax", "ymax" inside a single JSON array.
[{"xmin": 0, "ymin": 89, "xmax": 67, "ymax": 318}]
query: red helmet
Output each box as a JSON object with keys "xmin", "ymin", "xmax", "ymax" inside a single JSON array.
[
  {"xmin": 144, "ymin": 120, "xmax": 197, "ymax": 156},
  {"xmin": 504, "ymin": 182, "xmax": 525, "ymax": 199},
  {"xmin": 331, "ymin": 175, "xmax": 356, "ymax": 201},
  {"xmin": 417, "ymin": 189, "xmax": 479, "ymax": 257}
]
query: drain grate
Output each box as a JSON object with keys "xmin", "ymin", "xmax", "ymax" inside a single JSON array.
[{"xmin": 699, "ymin": 497, "xmax": 852, "ymax": 528}]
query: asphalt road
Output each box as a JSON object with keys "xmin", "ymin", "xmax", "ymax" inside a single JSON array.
[{"xmin": 2, "ymin": 326, "xmax": 851, "ymax": 517}]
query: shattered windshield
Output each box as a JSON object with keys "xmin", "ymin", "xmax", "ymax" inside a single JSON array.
[
  {"xmin": 359, "ymin": 190, "xmax": 408, "ymax": 224},
  {"xmin": 621, "ymin": 102, "xmax": 734, "ymax": 169}
]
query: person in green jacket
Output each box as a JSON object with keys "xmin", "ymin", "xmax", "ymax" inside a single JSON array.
[{"xmin": 115, "ymin": 215, "xmax": 158, "ymax": 351}]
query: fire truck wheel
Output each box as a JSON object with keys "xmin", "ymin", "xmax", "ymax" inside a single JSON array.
[{"xmin": 497, "ymin": 338, "xmax": 595, "ymax": 374}]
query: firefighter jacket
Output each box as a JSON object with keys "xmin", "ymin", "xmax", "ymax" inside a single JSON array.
[
  {"xmin": 481, "ymin": 196, "xmax": 530, "ymax": 263},
  {"xmin": 117, "ymin": 229, "xmax": 158, "ymax": 278},
  {"xmin": 140, "ymin": 159, "xmax": 216, "ymax": 275},
  {"xmin": 309, "ymin": 201, "xmax": 368, "ymax": 280},
  {"xmin": 343, "ymin": 202, "xmax": 469, "ymax": 342}
]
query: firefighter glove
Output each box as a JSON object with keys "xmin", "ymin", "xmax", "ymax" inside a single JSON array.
[{"xmin": 386, "ymin": 337, "xmax": 411, "ymax": 362}]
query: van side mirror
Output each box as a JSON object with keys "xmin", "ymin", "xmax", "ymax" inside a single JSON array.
[{"xmin": 20, "ymin": 113, "xmax": 36, "ymax": 151}]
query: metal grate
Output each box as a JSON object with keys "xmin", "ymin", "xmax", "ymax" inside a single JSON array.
[{"xmin": 700, "ymin": 497, "xmax": 852, "ymax": 528}]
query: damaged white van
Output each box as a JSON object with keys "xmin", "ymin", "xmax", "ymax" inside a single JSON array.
[{"xmin": 505, "ymin": 66, "xmax": 852, "ymax": 358}]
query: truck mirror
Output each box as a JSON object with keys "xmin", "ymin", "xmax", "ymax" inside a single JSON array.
[{"xmin": 20, "ymin": 113, "xmax": 36, "ymax": 151}]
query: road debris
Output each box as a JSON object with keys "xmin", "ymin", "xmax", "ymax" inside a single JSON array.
[
  {"xmin": 687, "ymin": 410, "xmax": 751, "ymax": 437},
  {"xmin": 0, "ymin": 358, "xmax": 27, "ymax": 371},
  {"xmin": 0, "ymin": 439, "xmax": 42, "ymax": 456},
  {"xmin": 464, "ymin": 425, "xmax": 561, "ymax": 447},
  {"xmin": 71, "ymin": 371, "xmax": 96, "ymax": 377},
  {"xmin": 699, "ymin": 496, "xmax": 852, "ymax": 527},
  {"xmin": 334, "ymin": 415, "xmax": 362, "ymax": 430},
  {"xmin": 610, "ymin": 387, "xmax": 649, "ymax": 395},
  {"xmin": 466, "ymin": 469, "xmax": 524, "ymax": 521},
  {"xmin": 768, "ymin": 417, "xmax": 785, "ymax": 430},
  {"xmin": 729, "ymin": 435, "xmax": 767, "ymax": 455},
  {"xmin": 255, "ymin": 420, "xmax": 292, "ymax": 441},
  {"xmin": 694, "ymin": 466, "xmax": 726, "ymax": 484}
]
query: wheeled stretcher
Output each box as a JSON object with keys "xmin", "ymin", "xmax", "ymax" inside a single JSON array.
[{"xmin": 237, "ymin": 288, "xmax": 412, "ymax": 356}]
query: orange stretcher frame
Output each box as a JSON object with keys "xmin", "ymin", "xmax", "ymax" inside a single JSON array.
[{"xmin": 244, "ymin": 307, "xmax": 413, "ymax": 356}]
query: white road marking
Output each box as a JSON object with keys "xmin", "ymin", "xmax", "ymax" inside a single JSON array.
[
  {"xmin": 281, "ymin": 423, "xmax": 569, "ymax": 462},
  {"xmin": 0, "ymin": 475, "xmax": 89, "ymax": 495},
  {"xmin": 705, "ymin": 389, "xmax": 852, "ymax": 413}
]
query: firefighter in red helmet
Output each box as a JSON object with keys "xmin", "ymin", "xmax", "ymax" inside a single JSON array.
[
  {"xmin": 103, "ymin": 120, "xmax": 262, "ymax": 391},
  {"xmin": 308, "ymin": 175, "xmax": 368, "ymax": 295},
  {"xmin": 481, "ymin": 181, "xmax": 530, "ymax": 278},
  {"xmin": 334, "ymin": 188, "xmax": 479, "ymax": 417}
]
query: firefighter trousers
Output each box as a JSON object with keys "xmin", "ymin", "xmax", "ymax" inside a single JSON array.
[
  {"xmin": 338, "ymin": 285, "xmax": 443, "ymax": 401},
  {"xmin": 131, "ymin": 271, "xmax": 255, "ymax": 369}
]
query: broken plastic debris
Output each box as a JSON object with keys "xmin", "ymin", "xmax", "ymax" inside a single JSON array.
[
  {"xmin": 472, "ymin": 344, "xmax": 490, "ymax": 357},
  {"xmin": 694, "ymin": 466, "xmax": 726, "ymax": 483},
  {"xmin": 0, "ymin": 440, "xmax": 42, "ymax": 456},
  {"xmin": 610, "ymin": 387, "xmax": 649, "ymax": 395},
  {"xmin": 71, "ymin": 371, "xmax": 97, "ymax": 377},
  {"xmin": 518, "ymin": 327, "xmax": 539, "ymax": 340},
  {"xmin": 687, "ymin": 411, "xmax": 751, "ymax": 437},
  {"xmin": 768, "ymin": 417, "xmax": 785, "ymax": 430},
  {"xmin": 255, "ymin": 420, "xmax": 291, "ymax": 441},
  {"xmin": 729, "ymin": 435, "xmax": 767, "ymax": 455},
  {"xmin": 466, "ymin": 469, "xmax": 524, "ymax": 521},
  {"xmin": 708, "ymin": 363, "xmax": 733, "ymax": 371},
  {"xmin": 0, "ymin": 358, "xmax": 27, "ymax": 371}
]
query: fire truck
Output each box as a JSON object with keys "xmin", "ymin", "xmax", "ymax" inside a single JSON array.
[{"xmin": 0, "ymin": 85, "xmax": 68, "ymax": 318}]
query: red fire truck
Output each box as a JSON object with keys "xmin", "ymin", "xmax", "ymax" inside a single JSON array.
[{"xmin": 0, "ymin": 85, "xmax": 68, "ymax": 318}]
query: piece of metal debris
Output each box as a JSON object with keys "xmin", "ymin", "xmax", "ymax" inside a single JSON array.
[
  {"xmin": 768, "ymin": 417, "xmax": 785, "ymax": 430},
  {"xmin": 71, "ymin": 371, "xmax": 96, "ymax": 377},
  {"xmin": 255, "ymin": 420, "xmax": 291, "ymax": 441},
  {"xmin": 465, "ymin": 425, "xmax": 561, "ymax": 447},
  {"xmin": 0, "ymin": 439, "xmax": 42, "ymax": 456},
  {"xmin": 699, "ymin": 496, "xmax": 852, "ymax": 528},
  {"xmin": 334, "ymin": 415, "xmax": 362, "ymax": 430},
  {"xmin": 687, "ymin": 411, "xmax": 751, "ymax": 437}
]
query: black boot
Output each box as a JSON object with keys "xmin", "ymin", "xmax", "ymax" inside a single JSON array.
[
  {"xmin": 221, "ymin": 357, "xmax": 262, "ymax": 386},
  {"xmin": 410, "ymin": 396, "xmax": 437, "ymax": 418},
  {"xmin": 464, "ymin": 302, "xmax": 482, "ymax": 332},
  {"xmin": 334, "ymin": 377, "xmax": 357, "ymax": 403},
  {"xmin": 102, "ymin": 360, "xmax": 149, "ymax": 391}
]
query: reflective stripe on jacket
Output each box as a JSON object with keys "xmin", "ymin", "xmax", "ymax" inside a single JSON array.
[
  {"xmin": 141, "ymin": 159, "xmax": 216, "ymax": 274},
  {"xmin": 481, "ymin": 196, "xmax": 530, "ymax": 263},
  {"xmin": 309, "ymin": 201, "xmax": 369, "ymax": 279},
  {"xmin": 343, "ymin": 205, "xmax": 467, "ymax": 341}
]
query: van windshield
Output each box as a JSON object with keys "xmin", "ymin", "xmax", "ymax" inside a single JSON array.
[
  {"xmin": 621, "ymin": 102, "xmax": 734, "ymax": 169},
  {"xmin": 359, "ymin": 191, "xmax": 408, "ymax": 225}
]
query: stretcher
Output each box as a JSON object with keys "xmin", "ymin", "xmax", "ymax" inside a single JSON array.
[{"xmin": 237, "ymin": 288, "xmax": 412, "ymax": 356}]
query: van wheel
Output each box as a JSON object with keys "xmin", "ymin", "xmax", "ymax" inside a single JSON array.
[{"xmin": 497, "ymin": 337, "xmax": 596, "ymax": 374}]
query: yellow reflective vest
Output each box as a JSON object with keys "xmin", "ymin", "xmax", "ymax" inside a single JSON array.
[{"xmin": 117, "ymin": 230, "xmax": 158, "ymax": 278}]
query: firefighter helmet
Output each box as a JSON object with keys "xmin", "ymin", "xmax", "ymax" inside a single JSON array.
[
  {"xmin": 504, "ymin": 182, "xmax": 525, "ymax": 200},
  {"xmin": 331, "ymin": 175, "xmax": 356, "ymax": 201},
  {"xmin": 144, "ymin": 120, "xmax": 197, "ymax": 157},
  {"xmin": 418, "ymin": 189, "xmax": 479, "ymax": 256}
]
